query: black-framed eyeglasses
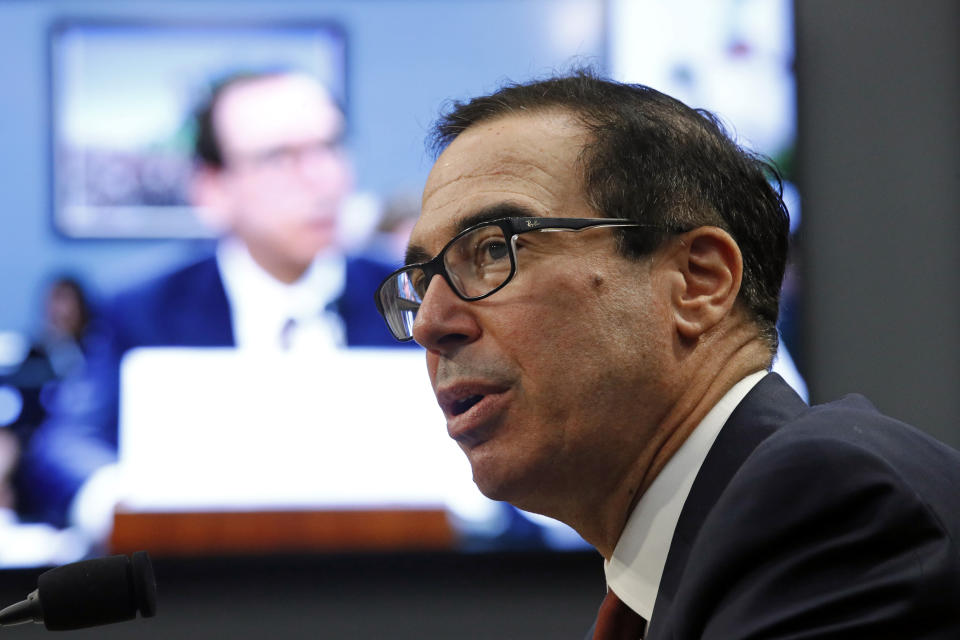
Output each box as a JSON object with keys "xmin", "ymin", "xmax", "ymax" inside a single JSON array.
[{"xmin": 374, "ymin": 216, "xmax": 672, "ymax": 342}]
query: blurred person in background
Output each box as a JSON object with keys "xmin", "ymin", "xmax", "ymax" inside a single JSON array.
[
  {"xmin": 0, "ymin": 276, "xmax": 95, "ymax": 565},
  {"xmin": 5, "ymin": 276, "xmax": 95, "ymax": 455},
  {"xmin": 5, "ymin": 275, "xmax": 96, "ymax": 510},
  {"xmin": 32, "ymin": 276, "xmax": 93, "ymax": 380},
  {"xmin": 21, "ymin": 70, "xmax": 404, "ymax": 548}
]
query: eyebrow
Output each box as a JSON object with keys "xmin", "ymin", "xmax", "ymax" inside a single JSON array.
[{"xmin": 404, "ymin": 202, "xmax": 541, "ymax": 266}]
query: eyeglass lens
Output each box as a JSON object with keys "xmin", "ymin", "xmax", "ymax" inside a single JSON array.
[
  {"xmin": 380, "ymin": 223, "xmax": 515, "ymax": 339},
  {"xmin": 445, "ymin": 224, "xmax": 513, "ymax": 297}
]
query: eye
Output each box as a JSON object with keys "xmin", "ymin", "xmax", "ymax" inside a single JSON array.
[
  {"xmin": 478, "ymin": 238, "xmax": 509, "ymax": 262},
  {"xmin": 407, "ymin": 268, "xmax": 429, "ymax": 298}
]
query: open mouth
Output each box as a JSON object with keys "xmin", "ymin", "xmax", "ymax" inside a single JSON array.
[{"xmin": 451, "ymin": 394, "xmax": 484, "ymax": 416}]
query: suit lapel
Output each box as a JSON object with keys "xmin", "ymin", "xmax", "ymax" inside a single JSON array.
[
  {"xmin": 648, "ymin": 374, "xmax": 808, "ymax": 636},
  {"xmin": 197, "ymin": 256, "xmax": 234, "ymax": 345},
  {"xmin": 168, "ymin": 256, "xmax": 235, "ymax": 346}
]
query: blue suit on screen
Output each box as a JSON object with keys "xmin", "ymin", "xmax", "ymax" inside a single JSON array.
[{"xmin": 21, "ymin": 254, "xmax": 407, "ymax": 526}]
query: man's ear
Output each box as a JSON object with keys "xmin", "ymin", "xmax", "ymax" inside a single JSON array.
[
  {"xmin": 667, "ymin": 226, "xmax": 743, "ymax": 341},
  {"xmin": 190, "ymin": 166, "xmax": 234, "ymax": 234}
]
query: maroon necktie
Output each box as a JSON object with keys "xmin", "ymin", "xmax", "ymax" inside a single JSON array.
[{"xmin": 592, "ymin": 589, "xmax": 648, "ymax": 640}]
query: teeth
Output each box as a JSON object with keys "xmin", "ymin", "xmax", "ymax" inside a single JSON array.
[{"xmin": 452, "ymin": 394, "xmax": 484, "ymax": 416}]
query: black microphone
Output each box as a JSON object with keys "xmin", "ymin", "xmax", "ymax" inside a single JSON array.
[{"xmin": 0, "ymin": 551, "xmax": 157, "ymax": 630}]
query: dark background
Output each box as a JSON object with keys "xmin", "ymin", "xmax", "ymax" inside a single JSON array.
[{"xmin": 797, "ymin": 0, "xmax": 959, "ymax": 449}]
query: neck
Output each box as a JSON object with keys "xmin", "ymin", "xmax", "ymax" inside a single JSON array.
[{"xmin": 572, "ymin": 326, "xmax": 771, "ymax": 559}]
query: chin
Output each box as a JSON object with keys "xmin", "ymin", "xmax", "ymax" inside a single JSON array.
[
  {"xmin": 290, "ymin": 236, "xmax": 334, "ymax": 262},
  {"xmin": 466, "ymin": 446, "xmax": 541, "ymax": 508}
]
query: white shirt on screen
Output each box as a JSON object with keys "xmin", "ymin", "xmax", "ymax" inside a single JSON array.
[{"xmin": 216, "ymin": 237, "xmax": 346, "ymax": 352}]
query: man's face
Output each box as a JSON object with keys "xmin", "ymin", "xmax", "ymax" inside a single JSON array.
[
  {"xmin": 408, "ymin": 111, "xmax": 678, "ymax": 515},
  {"xmin": 207, "ymin": 74, "xmax": 352, "ymax": 277}
]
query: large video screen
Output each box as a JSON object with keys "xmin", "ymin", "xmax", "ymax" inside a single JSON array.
[{"xmin": 0, "ymin": 0, "xmax": 797, "ymax": 568}]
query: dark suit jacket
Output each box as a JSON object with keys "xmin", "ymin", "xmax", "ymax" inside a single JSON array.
[
  {"xmin": 21, "ymin": 254, "xmax": 408, "ymax": 526},
  {"xmin": 592, "ymin": 373, "xmax": 960, "ymax": 639}
]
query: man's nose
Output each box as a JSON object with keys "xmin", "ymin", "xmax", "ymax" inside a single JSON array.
[{"xmin": 411, "ymin": 275, "xmax": 481, "ymax": 353}]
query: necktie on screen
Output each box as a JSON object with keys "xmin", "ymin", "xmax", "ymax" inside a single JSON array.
[
  {"xmin": 279, "ymin": 317, "xmax": 297, "ymax": 351},
  {"xmin": 278, "ymin": 313, "xmax": 343, "ymax": 352},
  {"xmin": 593, "ymin": 588, "xmax": 647, "ymax": 640}
]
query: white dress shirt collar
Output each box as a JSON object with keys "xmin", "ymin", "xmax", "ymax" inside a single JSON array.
[
  {"xmin": 216, "ymin": 238, "xmax": 346, "ymax": 350},
  {"xmin": 604, "ymin": 370, "xmax": 768, "ymax": 622}
]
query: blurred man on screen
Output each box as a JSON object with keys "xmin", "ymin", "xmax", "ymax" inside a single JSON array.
[
  {"xmin": 374, "ymin": 70, "xmax": 960, "ymax": 638},
  {"xmin": 22, "ymin": 70, "xmax": 403, "ymax": 543}
]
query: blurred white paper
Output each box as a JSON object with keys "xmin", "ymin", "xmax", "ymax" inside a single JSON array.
[{"xmin": 118, "ymin": 347, "xmax": 486, "ymax": 513}]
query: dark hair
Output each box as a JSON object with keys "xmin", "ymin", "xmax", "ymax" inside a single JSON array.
[
  {"xmin": 194, "ymin": 72, "xmax": 266, "ymax": 167},
  {"xmin": 193, "ymin": 69, "xmax": 343, "ymax": 168},
  {"xmin": 47, "ymin": 275, "xmax": 92, "ymax": 339},
  {"xmin": 430, "ymin": 69, "xmax": 790, "ymax": 354}
]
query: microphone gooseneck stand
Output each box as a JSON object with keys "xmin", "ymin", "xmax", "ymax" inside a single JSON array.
[{"xmin": 0, "ymin": 550, "xmax": 157, "ymax": 631}]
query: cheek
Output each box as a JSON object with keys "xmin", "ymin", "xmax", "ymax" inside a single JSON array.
[
  {"xmin": 493, "ymin": 279, "xmax": 604, "ymax": 405},
  {"xmin": 516, "ymin": 269, "xmax": 661, "ymax": 402},
  {"xmin": 225, "ymin": 181, "xmax": 277, "ymax": 227},
  {"xmin": 510, "ymin": 267, "xmax": 624, "ymax": 349}
]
